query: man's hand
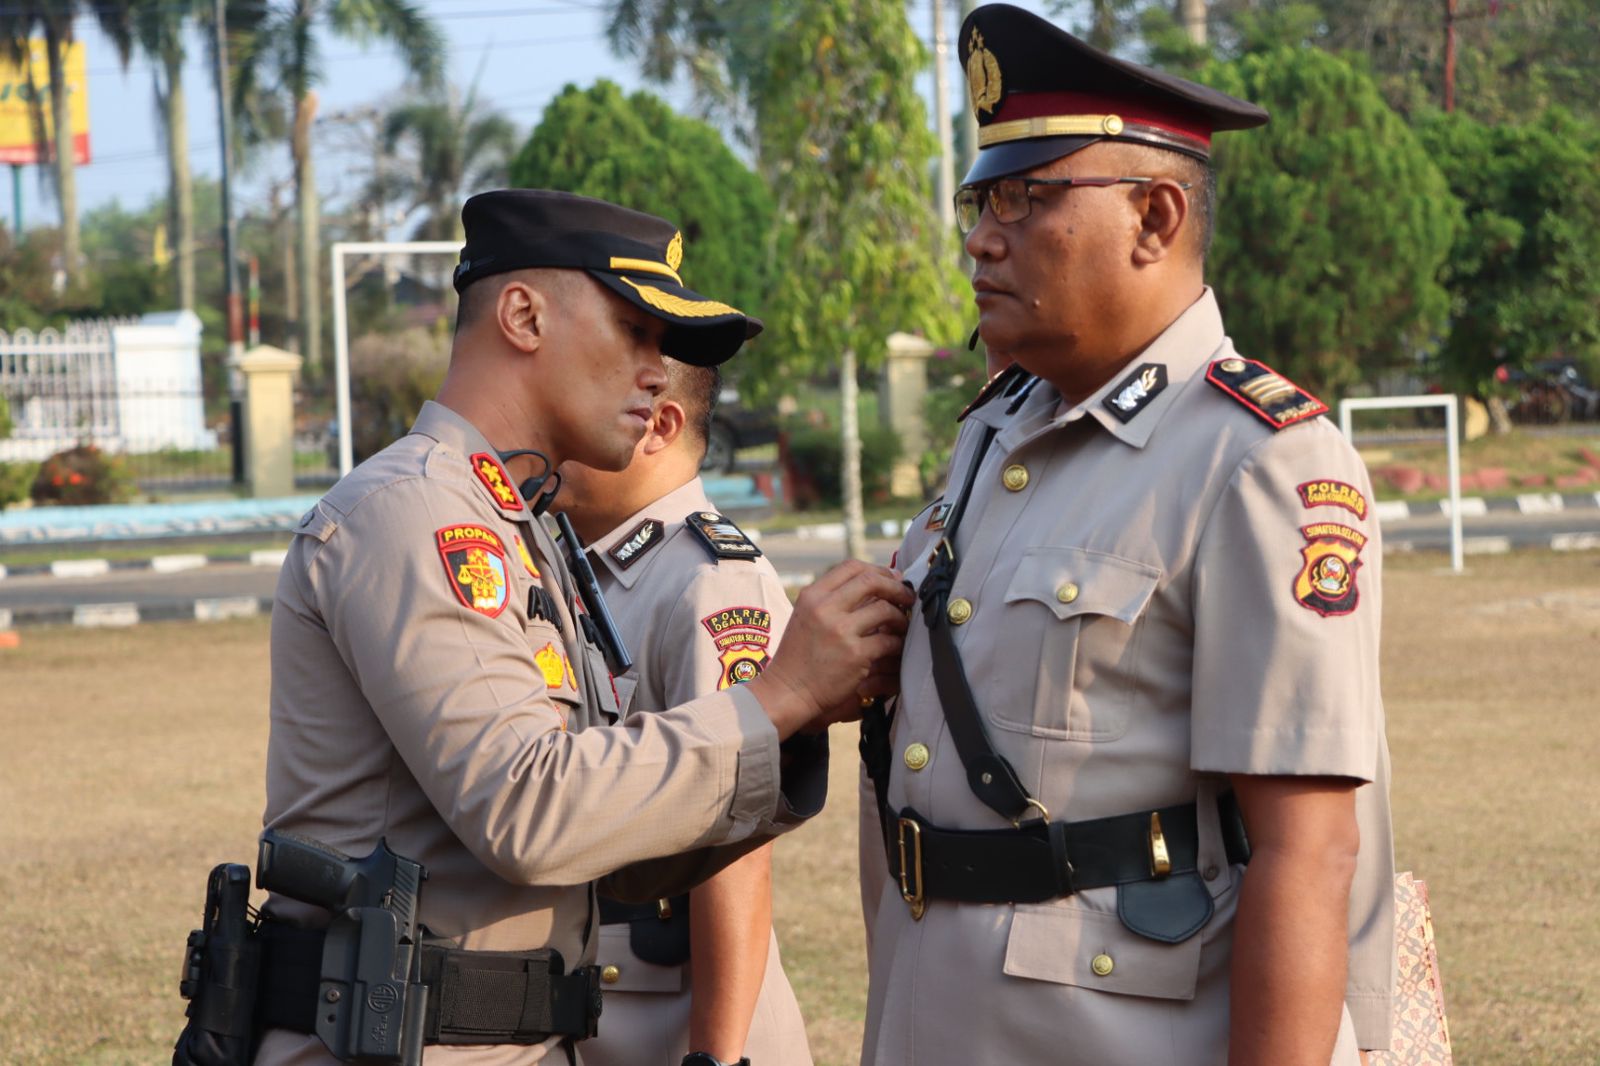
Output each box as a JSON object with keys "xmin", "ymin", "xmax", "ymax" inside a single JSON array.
[{"xmin": 745, "ymin": 560, "xmax": 912, "ymax": 739}]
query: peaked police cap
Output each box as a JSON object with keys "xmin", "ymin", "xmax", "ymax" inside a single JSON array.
[
  {"xmin": 959, "ymin": 3, "xmax": 1268, "ymax": 184},
  {"xmin": 453, "ymin": 189, "xmax": 762, "ymax": 367}
]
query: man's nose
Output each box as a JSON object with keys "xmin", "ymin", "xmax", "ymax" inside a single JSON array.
[
  {"xmin": 640, "ymin": 350, "xmax": 668, "ymax": 394},
  {"xmin": 964, "ymin": 209, "xmax": 1006, "ymax": 261}
]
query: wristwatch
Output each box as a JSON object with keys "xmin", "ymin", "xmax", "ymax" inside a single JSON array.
[{"xmin": 681, "ymin": 1054, "xmax": 750, "ymax": 1066}]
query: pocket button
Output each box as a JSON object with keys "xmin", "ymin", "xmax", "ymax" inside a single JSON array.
[
  {"xmin": 1090, "ymin": 953, "xmax": 1115, "ymax": 977},
  {"xmin": 1055, "ymin": 582, "xmax": 1080, "ymax": 604}
]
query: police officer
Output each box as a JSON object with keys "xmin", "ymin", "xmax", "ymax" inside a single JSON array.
[
  {"xmin": 558, "ymin": 359, "xmax": 812, "ymax": 1066},
  {"xmin": 857, "ymin": 7, "xmax": 1393, "ymax": 1065},
  {"xmin": 258, "ymin": 189, "xmax": 912, "ymax": 1066}
]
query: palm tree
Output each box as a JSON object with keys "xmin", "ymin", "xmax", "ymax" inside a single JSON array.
[
  {"xmin": 133, "ymin": 0, "xmax": 205, "ymax": 310},
  {"xmin": 381, "ymin": 80, "xmax": 518, "ymax": 243},
  {"xmin": 232, "ymin": 0, "xmax": 442, "ymax": 376},
  {"xmin": 1, "ymin": 0, "xmax": 134, "ymax": 284}
]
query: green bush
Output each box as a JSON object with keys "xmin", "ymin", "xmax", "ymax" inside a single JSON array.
[
  {"xmin": 782, "ymin": 422, "xmax": 902, "ymax": 510},
  {"xmin": 348, "ymin": 329, "xmax": 449, "ymax": 463},
  {"xmin": 0, "ymin": 460, "xmax": 34, "ymax": 507},
  {"xmin": 30, "ymin": 445, "xmax": 134, "ymax": 506}
]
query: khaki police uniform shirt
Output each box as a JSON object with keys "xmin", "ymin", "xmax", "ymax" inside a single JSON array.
[
  {"xmin": 259, "ymin": 402, "xmax": 825, "ymax": 1066},
  {"xmin": 859, "ymin": 291, "xmax": 1393, "ymax": 1066},
  {"xmin": 577, "ymin": 477, "xmax": 813, "ymax": 1066}
]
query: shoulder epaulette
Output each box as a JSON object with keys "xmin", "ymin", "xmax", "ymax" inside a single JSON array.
[
  {"xmin": 957, "ymin": 363, "xmax": 1032, "ymax": 422},
  {"xmin": 685, "ymin": 510, "xmax": 762, "ymax": 562},
  {"xmin": 1205, "ymin": 357, "xmax": 1327, "ymax": 430}
]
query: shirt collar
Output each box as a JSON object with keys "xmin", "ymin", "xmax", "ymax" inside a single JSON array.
[
  {"xmin": 411, "ymin": 400, "xmax": 534, "ymax": 519},
  {"xmin": 992, "ymin": 287, "xmax": 1227, "ymax": 453},
  {"xmin": 585, "ymin": 475, "xmax": 712, "ymax": 589}
]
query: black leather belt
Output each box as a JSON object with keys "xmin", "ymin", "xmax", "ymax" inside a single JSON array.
[
  {"xmin": 887, "ymin": 793, "xmax": 1252, "ymax": 908},
  {"xmin": 256, "ymin": 922, "xmax": 602, "ymax": 1045}
]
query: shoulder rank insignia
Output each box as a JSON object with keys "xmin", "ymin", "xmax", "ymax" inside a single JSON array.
[
  {"xmin": 1294, "ymin": 522, "xmax": 1366, "ymax": 617},
  {"xmin": 957, "ymin": 363, "xmax": 1030, "ymax": 422},
  {"xmin": 609, "ymin": 518, "xmax": 665, "ymax": 570},
  {"xmin": 686, "ymin": 511, "xmax": 761, "ymax": 561},
  {"xmin": 1103, "ymin": 363, "xmax": 1169, "ymax": 423},
  {"xmin": 1206, "ymin": 357, "xmax": 1327, "ymax": 429},
  {"xmin": 436, "ymin": 524, "xmax": 510, "ymax": 618},
  {"xmin": 702, "ymin": 606, "xmax": 774, "ymax": 689},
  {"xmin": 470, "ymin": 452, "xmax": 524, "ymax": 515}
]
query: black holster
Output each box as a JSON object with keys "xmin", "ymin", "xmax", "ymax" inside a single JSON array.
[{"xmin": 173, "ymin": 864, "xmax": 261, "ymax": 1066}]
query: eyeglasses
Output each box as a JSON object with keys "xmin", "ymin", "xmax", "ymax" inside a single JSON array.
[{"xmin": 954, "ymin": 176, "xmax": 1191, "ymax": 235}]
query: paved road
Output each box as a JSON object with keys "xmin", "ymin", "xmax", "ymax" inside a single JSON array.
[{"xmin": 0, "ymin": 534, "xmax": 898, "ymax": 612}]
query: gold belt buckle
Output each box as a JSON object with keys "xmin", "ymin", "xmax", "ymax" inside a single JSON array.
[{"xmin": 897, "ymin": 816, "xmax": 926, "ymax": 920}]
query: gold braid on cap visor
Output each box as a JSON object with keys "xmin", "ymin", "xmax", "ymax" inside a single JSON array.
[
  {"xmin": 619, "ymin": 277, "xmax": 741, "ymax": 318},
  {"xmin": 978, "ymin": 114, "xmax": 1210, "ymax": 157}
]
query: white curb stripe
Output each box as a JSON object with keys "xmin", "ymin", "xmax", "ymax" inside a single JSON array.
[
  {"xmin": 0, "ymin": 564, "xmax": 7, "ymax": 580},
  {"xmin": 1373, "ymin": 501, "xmax": 1411, "ymax": 522},
  {"xmin": 74, "ymin": 602, "xmax": 140, "ymax": 627},
  {"xmin": 51, "ymin": 558, "xmax": 110, "ymax": 578},
  {"xmin": 794, "ymin": 523, "xmax": 846, "ymax": 541},
  {"xmin": 195, "ymin": 596, "xmax": 261, "ymax": 622},
  {"xmin": 151, "ymin": 553, "xmax": 208, "ymax": 574},
  {"xmin": 777, "ymin": 571, "xmax": 818, "ymax": 587},
  {"xmin": 1463, "ymin": 537, "xmax": 1512, "ymax": 555},
  {"xmin": 1516, "ymin": 493, "xmax": 1563, "ymax": 514},
  {"xmin": 1443, "ymin": 497, "xmax": 1488, "ymax": 518},
  {"xmin": 1552, "ymin": 533, "xmax": 1600, "ymax": 552},
  {"xmin": 250, "ymin": 549, "xmax": 289, "ymax": 567},
  {"xmin": 0, "ymin": 607, "xmax": 11, "ymax": 629}
]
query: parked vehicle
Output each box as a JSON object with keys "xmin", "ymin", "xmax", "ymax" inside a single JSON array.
[
  {"xmin": 1500, "ymin": 359, "xmax": 1600, "ymax": 425},
  {"xmin": 702, "ymin": 388, "xmax": 779, "ymax": 473}
]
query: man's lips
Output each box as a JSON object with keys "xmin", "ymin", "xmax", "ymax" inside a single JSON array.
[
  {"xmin": 625, "ymin": 405, "xmax": 652, "ymax": 426},
  {"xmin": 972, "ymin": 278, "xmax": 1012, "ymax": 301}
]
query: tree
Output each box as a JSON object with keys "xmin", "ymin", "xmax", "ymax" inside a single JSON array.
[
  {"xmin": 132, "ymin": 0, "xmax": 205, "ymax": 310},
  {"xmin": 1416, "ymin": 107, "xmax": 1600, "ymax": 408},
  {"xmin": 231, "ymin": 0, "xmax": 443, "ymax": 378},
  {"xmin": 383, "ymin": 80, "xmax": 519, "ymax": 243},
  {"xmin": 0, "ymin": 0, "xmax": 134, "ymax": 284},
  {"xmin": 751, "ymin": 0, "xmax": 964, "ymax": 558},
  {"xmin": 508, "ymin": 80, "xmax": 776, "ymax": 319},
  {"xmin": 1201, "ymin": 47, "xmax": 1459, "ymax": 397}
]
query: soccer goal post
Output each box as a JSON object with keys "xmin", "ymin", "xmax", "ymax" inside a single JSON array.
[
  {"xmin": 330, "ymin": 240, "xmax": 461, "ymax": 475},
  {"xmin": 1337, "ymin": 394, "xmax": 1463, "ymax": 574}
]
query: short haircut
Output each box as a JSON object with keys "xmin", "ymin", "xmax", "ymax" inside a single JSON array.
[
  {"xmin": 1173, "ymin": 152, "xmax": 1216, "ymax": 262},
  {"xmin": 665, "ymin": 358, "xmax": 720, "ymax": 460},
  {"xmin": 453, "ymin": 268, "xmax": 582, "ymax": 334}
]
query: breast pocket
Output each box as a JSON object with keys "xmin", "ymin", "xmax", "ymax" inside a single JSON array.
[
  {"xmin": 1004, "ymin": 903, "xmax": 1200, "ymax": 1000},
  {"xmin": 995, "ymin": 547, "xmax": 1161, "ymax": 742}
]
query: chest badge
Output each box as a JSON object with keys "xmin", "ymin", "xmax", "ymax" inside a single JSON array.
[
  {"xmin": 686, "ymin": 511, "xmax": 761, "ymax": 561},
  {"xmin": 470, "ymin": 452, "xmax": 524, "ymax": 515},
  {"xmin": 1294, "ymin": 523, "xmax": 1367, "ymax": 617},
  {"xmin": 609, "ymin": 518, "xmax": 665, "ymax": 570},
  {"xmin": 436, "ymin": 524, "xmax": 509, "ymax": 618},
  {"xmin": 702, "ymin": 606, "xmax": 774, "ymax": 689},
  {"xmin": 1103, "ymin": 363, "xmax": 1168, "ymax": 423},
  {"xmin": 924, "ymin": 501, "xmax": 953, "ymax": 531}
]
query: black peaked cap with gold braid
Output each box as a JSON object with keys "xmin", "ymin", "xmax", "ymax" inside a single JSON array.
[
  {"xmin": 453, "ymin": 189, "xmax": 762, "ymax": 367},
  {"xmin": 959, "ymin": 3, "xmax": 1268, "ymax": 184}
]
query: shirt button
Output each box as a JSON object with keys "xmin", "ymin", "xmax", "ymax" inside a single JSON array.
[
  {"xmin": 1203, "ymin": 864, "xmax": 1220, "ymax": 881},
  {"xmin": 947, "ymin": 597, "xmax": 973, "ymax": 625},
  {"xmin": 1056, "ymin": 582, "xmax": 1080, "ymax": 604},
  {"xmin": 903, "ymin": 743, "xmax": 930, "ymax": 771},
  {"xmin": 1090, "ymin": 953, "xmax": 1115, "ymax": 977},
  {"xmin": 601, "ymin": 965, "xmax": 621, "ymax": 984},
  {"xmin": 1002, "ymin": 464, "xmax": 1029, "ymax": 492}
]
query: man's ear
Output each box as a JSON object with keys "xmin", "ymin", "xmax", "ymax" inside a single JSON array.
[
  {"xmin": 1132, "ymin": 178, "xmax": 1189, "ymax": 267},
  {"xmin": 496, "ymin": 278, "xmax": 547, "ymax": 354},
  {"xmin": 642, "ymin": 400, "xmax": 687, "ymax": 457}
]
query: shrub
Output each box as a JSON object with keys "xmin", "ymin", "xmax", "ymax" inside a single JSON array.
[
  {"xmin": 30, "ymin": 445, "xmax": 134, "ymax": 506},
  {"xmin": 782, "ymin": 422, "xmax": 902, "ymax": 510},
  {"xmin": 348, "ymin": 329, "xmax": 450, "ymax": 463},
  {"xmin": 0, "ymin": 460, "xmax": 34, "ymax": 507}
]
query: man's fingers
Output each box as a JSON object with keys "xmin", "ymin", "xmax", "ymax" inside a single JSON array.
[
  {"xmin": 847, "ymin": 599, "xmax": 910, "ymax": 639},
  {"xmin": 801, "ymin": 558, "xmax": 881, "ymax": 600}
]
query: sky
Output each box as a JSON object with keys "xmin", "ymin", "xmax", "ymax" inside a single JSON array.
[{"xmin": 7, "ymin": 0, "xmax": 1064, "ymax": 236}]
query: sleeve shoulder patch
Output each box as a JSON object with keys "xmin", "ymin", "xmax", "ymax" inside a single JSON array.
[
  {"xmin": 701, "ymin": 606, "xmax": 774, "ymax": 689},
  {"xmin": 685, "ymin": 511, "xmax": 762, "ymax": 562},
  {"xmin": 1205, "ymin": 357, "xmax": 1327, "ymax": 430},
  {"xmin": 435, "ymin": 523, "xmax": 510, "ymax": 617}
]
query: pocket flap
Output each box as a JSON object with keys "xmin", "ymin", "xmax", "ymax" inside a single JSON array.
[
  {"xmin": 594, "ymin": 924, "xmax": 685, "ymax": 994},
  {"xmin": 1003, "ymin": 904, "xmax": 1200, "ymax": 1000},
  {"xmin": 1003, "ymin": 547, "xmax": 1161, "ymax": 623}
]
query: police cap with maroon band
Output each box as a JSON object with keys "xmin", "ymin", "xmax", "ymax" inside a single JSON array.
[
  {"xmin": 958, "ymin": 3, "xmax": 1269, "ymax": 184},
  {"xmin": 452, "ymin": 189, "xmax": 763, "ymax": 367}
]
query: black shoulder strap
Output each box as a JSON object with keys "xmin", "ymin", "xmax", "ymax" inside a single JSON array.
[{"xmin": 914, "ymin": 421, "xmax": 1040, "ymax": 825}]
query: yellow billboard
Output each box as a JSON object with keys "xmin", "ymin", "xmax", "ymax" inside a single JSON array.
[{"xmin": 0, "ymin": 40, "xmax": 90, "ymax": 166}]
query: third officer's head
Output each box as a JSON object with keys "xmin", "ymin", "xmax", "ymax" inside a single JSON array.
[
  {"xmin": 443, "ymin": 190, "xmax": 760, "ymax": 473},
  {"xmin": 956, "ymin": 4, "xmax": 1265, "ymax": 400}
]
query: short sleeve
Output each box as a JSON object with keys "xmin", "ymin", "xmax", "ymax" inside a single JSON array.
[{"xmin": 1189, "ymin": 420, "xmax": 1384, "ymax": 780}]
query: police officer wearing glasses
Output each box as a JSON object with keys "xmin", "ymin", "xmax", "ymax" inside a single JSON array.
[{"xmin": 858, "ymin": 6, "xmax": 1394, "ymax": 1065}]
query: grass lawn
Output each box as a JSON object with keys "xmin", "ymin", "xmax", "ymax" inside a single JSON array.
[{"xmin": 2, "ymin": 550, "xmax": 1597, "ymax": 1064}]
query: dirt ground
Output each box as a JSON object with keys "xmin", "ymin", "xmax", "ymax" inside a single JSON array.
[{"xmin": 1, "ymin": 550, "xmax": 1597, "ymax": 1065}]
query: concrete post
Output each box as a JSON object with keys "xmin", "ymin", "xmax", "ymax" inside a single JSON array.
[
  {"xmin": 880, "ymin": 332, "xmax": 937, "ymax": 498},
  {"xmin": 229, "ymin": 344, "xmax": 303, "ymax": 498}
]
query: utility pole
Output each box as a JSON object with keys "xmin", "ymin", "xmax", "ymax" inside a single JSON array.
[
  {"xmin": 214, "ymin": 0, "xmax": 247, "ymax": 484},
  {"xmin": 959, "ymin": 0, "xmax": 978, "ymax": 181},
  {"xmin": 931, "ymin": 0, "xmax": 956, "ymax": 234},
  {"xmin": 1443, "ymin": 0, "xmax": 1458, "ymax": 111}
]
